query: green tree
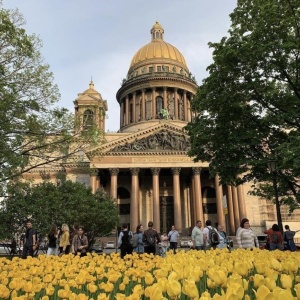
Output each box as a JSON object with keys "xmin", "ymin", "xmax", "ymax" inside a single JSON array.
[
  {"xmin": 0, "ymin": 180, "xmax": 119, "ymax": 240},
  {"xmin": 0, "ymin": 5, "xmax": 101, "ymax": 195},
  {"xmin": 186, "ymin": 0, "xmax": 300, "ymax": 210}
]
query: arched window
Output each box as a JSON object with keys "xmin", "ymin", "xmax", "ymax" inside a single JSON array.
[
  {"xmin": 156, "ymin": 96, "xmax": 163, "ymax": 117},
  {"xmin": 83, "ymin": 109, "xmax": 94, "ymax": 128}
]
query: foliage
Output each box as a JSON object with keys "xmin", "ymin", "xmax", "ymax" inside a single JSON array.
[
  {"xmin": 0, "ymin": 5, "xmax": 103, "ymax": 195},
  {"xmin": 0, "ymin": 180, "xmax": 119, "ymax": 239},
  {"xmin": 186, "ymin": 0, "xmax": 300, "ymax": 210}
]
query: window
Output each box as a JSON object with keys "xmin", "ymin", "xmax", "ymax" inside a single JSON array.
[
  {"xmin": 149, "ymin": 67, "xmax": 154, "ymax": 72},
  {"xmin": 157, "ymin": 66, "xmax": 162, "ymax": 72},
  {"xmin": 156, "ymin": 96, "xmax": 163, "ymax": 116},
  {"xmin": 169, "ymin": 98, "xmax": 175, "ymax": 118},
  {"xmin": 129, "ymin": 103, "xmax": 133, "ymax": 123},
  {"xmin": 83, "ymin": 109, "xmax": 94, "ymax": 128}
]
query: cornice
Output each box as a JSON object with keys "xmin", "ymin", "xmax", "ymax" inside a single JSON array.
[{"xmin": 116, "ymin": 74, "xmax": 198, "ymax": 100}]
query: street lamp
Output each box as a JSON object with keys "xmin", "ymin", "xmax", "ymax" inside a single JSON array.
[{"xmin": 267, "ymin": 159, "xmax": 283, "ymax": 232}]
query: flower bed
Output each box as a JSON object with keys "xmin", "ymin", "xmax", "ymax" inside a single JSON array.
[{"xmin": 0, "ymin": 248, "xmax": 300, "ymax": 299}]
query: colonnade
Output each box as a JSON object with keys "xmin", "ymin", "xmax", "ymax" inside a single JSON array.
[
  {"xmin": 90, "ymin": 167, "xmax": 247, "ymax": 234},
  {"xmin": 119, "ymin": 87, "xmax": 192, "ymax": 128}
]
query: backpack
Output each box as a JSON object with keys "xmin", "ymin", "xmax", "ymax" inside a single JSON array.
[
  {"xmin": 207, "ymin": 227, "xmax": 220, "ymax": 246},
  {"xmin": 129, "ymin": 233, "xmax": 139, "ymax": 248},
  {"xmin": 271, "ymin": 232, "xmax": 279, "ymax": 244},
  {"xmin": 145, "ymin": 231, "xmax": 156, "ymax": 246}
]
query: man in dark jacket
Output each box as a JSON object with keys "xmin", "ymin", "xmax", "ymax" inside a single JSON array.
[
  {"xmin": 143, "ymin": 221, "xmax": 161, "ymax": 255},
  {"xmin": 22, "ymin": 219, "xmax": 37, "ymax": 259}
]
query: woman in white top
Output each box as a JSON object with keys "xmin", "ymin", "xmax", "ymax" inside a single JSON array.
[{"xmin": 236, "ymin": 218, "xmax": 259, "ymax": 249}]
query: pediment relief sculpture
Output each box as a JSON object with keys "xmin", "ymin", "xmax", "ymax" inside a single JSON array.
[{"xmin": 109, "ymin": 130, "xmax": 190, "ymax": 152}]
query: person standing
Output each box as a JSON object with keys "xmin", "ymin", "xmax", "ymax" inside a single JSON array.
[
  {"xmin": 118, "ymin": 223, "xmax": 133, "ymax": 259},
  {"xmin": 191, "ymin": 220, "xmax": 204, "ymax": 250},
  {"xmin": 22, "ymin": 219, "xmax": 37, "ymax": 259},
  {"xmin": 236, "ymin": 218, "xmax": 259, "ymax": 249},
  {"xmin": 203, "ymin": 220, "xmax": 218, "ymax": 250},
  {"xmin": 71, "ymin": 226, "xmax": 88, "ymax": 257},
  {"xmin": 133, "ymin": 224, "xmax": 144, "ymax": 254},
  {"xmin": 168, "ymin": 225, "xmax": 180, "ymax": 254},
  {"xmin": 143, "ymin": 221, "xmax": 161, "ymax": 255},
  {"xmin": 283, "ymin": 225, "xmax": 297, "ymax": 252},
  {"xmin": 47, "ymin": 225, "xmax": 59, "ymax": 256},
  {"xmin": 264, "ymin": 224, "xmax": 283, "ymax": 251},
  {"xmin": 59, "ymin": 224, "xmax": 70, "ymax": 255},
  {"xmin": 216, "ymin": 225, "xmax": 227, "ymax": 249},
  {"xmin": 160, "ymin": 232, "xmax": 169, "ymax": 257}
]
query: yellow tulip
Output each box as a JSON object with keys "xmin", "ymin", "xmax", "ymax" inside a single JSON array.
[
  {"xmin": 280, "ymin": 274, "xmax": 293, "ymax": 289},
  {"xmin": 115, "ymin": 293, "xmax": 127, "ymax": 300},
  {"xmin": 104, "ymin": 282, "xmax": 114, "ymax": 293},
  {"xmin": 212, "ymin": 293, "xmax": 226, "ymax": 300},
  {"xmin": 207, "ymin": 278, "xmax": 216, "ymax": 289},
  {"xmin": 133, "ymin": 284, "xmax": 144, "ymax": 296},
  {"xmin": 97, "ymin": 294, "xmax": 109, "ymax": 300},
  {"xmin": 270, "ymin": 258, "xmax": 282, "ymax": 271},
  {"xmin": 255, "ymin": 262, "xmax": 266, "ymax": 274},
  {"xmin": 265, "ymin": 278, "xmax": 277, "ymax": 291},
  {"xmin": 87, "ymin": 283, "xmax": 98, "ymax": 293},
  {"xmin": 145, "ymin": 273, "xmax": 155, "ymax": 285},
  {"xmin": 22, "ymin": 281, "xmax": 33, "ymax": 293},
  {"xmin": 166, "ymin": 279, "xmax": 181, "ymax": 298},
  {"xmin": 227, "ymin": 282, "xmax": 244, "ymax": 300},
  {"xmin": 45, "ymin": 284, "xmax": 55, "ymax": 296},
  {"xmin": 0, "ymin": 284, "xmax": 10, "ymax": 299},
  {"xmin": 277, "ymin": 289, "xmax": 295, "ymax": 300},
  {"xmin": 253, "ymin": 285, "xmax": 271, "ymax": 300},
  {"xmin": 150, "ymin": 285, "xmax": 164, "ymax": 300},
  {"xmin": 57, "ymin": 289, "xmax": 71, "ymax": 299},
  {"xmin": 77, "ymin": 293, "xmax": 89, "ymax": 300},
  {"xmin": 200, "ymin": 291, "xmax": 212, "ymax": 300},
  {"xmin": 182, "ymin": 279, "xmax": 199, "ymax": 299},
  {"xmin": 253, "ymin": 274, "xmax": 265, "ymax": 288},
  {"xmin": 214, "ymin": 270, "xmax": 227, "ymax": 287},
  {"xmin": 41, "ymin": 296, "xmax": 49, "ymax": 300},
  {"xmin": 119, "ymin": 282, "xmax": 126, "ymax": 291},
  {"xmin": 294, "ymin": 283, "xmax": 300, "ymax": 300},
  {"xmin": 235, "ymin": 263, "xmax": 249, "ymax": 277},
  {"xmin": 265, "ymin": 268, "xmax": 278, "ymax": 281}
]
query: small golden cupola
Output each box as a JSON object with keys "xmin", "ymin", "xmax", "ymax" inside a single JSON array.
[{"xmin": 73, "ymin": 80, "xmax": 108, "ymax": 132}]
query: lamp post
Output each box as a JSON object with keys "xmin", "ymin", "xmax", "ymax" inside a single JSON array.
[{"xmin": 267, "ymin": 159, "xmax": 283, "ymax": 233}]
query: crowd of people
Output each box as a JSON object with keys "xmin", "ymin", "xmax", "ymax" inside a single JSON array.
[
  {"xmin": 21, "ymin": 220, "xmax": 89, "ymax": 259},
  {"xmin": 20, "ymin": 217, "xmax": 298, "ymax": 259}
]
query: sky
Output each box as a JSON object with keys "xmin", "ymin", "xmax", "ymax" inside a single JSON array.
[{"xmin": 3, "ymin": 0, "xmax": 237, "ymax": 132}]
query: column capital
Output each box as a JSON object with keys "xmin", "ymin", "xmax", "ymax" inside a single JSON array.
[
  {"xmin": 163, "ymin": 87, "xmax": 167, "ymax": 91},
  {"xmin": 171, "ymin": 167, "xmax": 181, "ymax": 175},
  {"xmin": 183, "ymin": 90, "xmax": 187, "ymax": 95},
  {"xmin": 152, "ymin": 87, "xmax": 156, "ymax": 91},
  {"xmin": 151, "ymin": 167, "xmax": 160, "ymax": 175},
  {"xmin": 109, "ymin": 168, "xmax": 119, "ymax": 176},
  {"xmin": 90, "ymin": 168, "xmax": 98, "ymax": 176},
  {"xmin": 192, "ymin": 167, "xmax": 202, "ymax": 175},
  {"xmin": 130, "ymin": 168, "xmax": 140, "ymax": 175}
]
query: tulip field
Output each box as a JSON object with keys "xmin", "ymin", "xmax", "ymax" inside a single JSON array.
[{"xmin": 1, "ymin": 248, "xmax": 300, "ymax": 299}]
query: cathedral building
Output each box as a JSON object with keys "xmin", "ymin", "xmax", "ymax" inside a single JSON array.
[{"xmin": 25, "ymin": 22, "xmax": 300, "ymax": 237}]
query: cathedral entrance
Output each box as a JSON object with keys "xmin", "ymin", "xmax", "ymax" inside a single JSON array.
[{"xmin": 159, "ymin": 196, "xmax": 174, "ymax": 234}]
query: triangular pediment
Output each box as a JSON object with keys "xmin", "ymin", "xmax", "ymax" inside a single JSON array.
[{"xmin": 87, "ymin": 122, "xmax": 190, "ymax": 158}]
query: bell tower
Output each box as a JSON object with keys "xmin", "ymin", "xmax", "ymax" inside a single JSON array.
[{"xmin": 73, "ymin": 80, "xmax": 108, "ymax": 132}]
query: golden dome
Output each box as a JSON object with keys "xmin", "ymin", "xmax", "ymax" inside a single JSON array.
[{"xmin": 129, "ymin": 22, "xmax": 188, "ymax": 72}]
